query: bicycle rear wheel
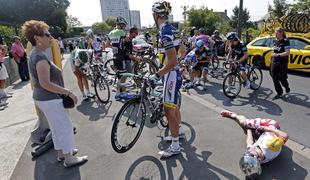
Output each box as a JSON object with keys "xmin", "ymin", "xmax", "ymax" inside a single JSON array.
[
  {"xmin": 223, "ymin": 73, "xmax": 242, "ymax": 98},
  {"xmin": 104, "ymin": 58, "xmax": 117, "ymax": 75},
  {"xmin": 249, "ymin": 66, "xmax": 263, "ymax": 90},
  {"xmin": 94, "ymin": 76, "xmax": 110, "ymax": 103},
  {"xmin": 212, "ymin": 56, "xmax": 220, "ymax": 70},
  {"xmin": 111, "ymin": 98, "xmax": 146, "ymax": 153}
]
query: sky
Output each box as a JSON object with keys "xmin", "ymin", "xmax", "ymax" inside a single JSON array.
[{"xmin": 67, "ymin": 0, "xmax": 295, "ymax": 27}]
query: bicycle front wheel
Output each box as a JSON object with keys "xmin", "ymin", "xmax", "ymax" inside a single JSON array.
[
  {"xmin": 249, "ymin": 66, "xmax": 263, "ymax": 90},
  {"xmin": 223, "ymin": 73, "xmax": 242, "ymax": 98},
  {"xmin": 104, "ymin": 58, "xmax": 117, "ymax": 75},
  {"xmin": 111, "ymin": 98, "xmax": 146, "ymax": 153},
  {"xmin": 94, "ymin": 76, "xmax": 110, "ymax": 103}
]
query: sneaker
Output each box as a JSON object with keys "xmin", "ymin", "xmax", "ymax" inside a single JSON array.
[
  {"xmin": 63, "ymin": 155, "xmax": 88, "ymax": 168},
  {"xmin": 220, "ymin": 110, "xmax": 237, "ymax": 119},
  {"xmin": 158, "ymin": 145, "xmax": 182, "ymax": 158},
  {"xmin": 195, "ymin": 80, "xmax": 201, "ymax": 86},
  {"xmin": 87, "ymin": 92, "xmax": 95, "ymax": 98},
  {"xmin": 272, "ymin": 94, "xmax": 282, "ymax": 100},
  {"xmin": 57, "ymin": 149, "xmax": 79, "ymax": 162}
]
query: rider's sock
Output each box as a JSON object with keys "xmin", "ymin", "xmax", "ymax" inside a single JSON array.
[{"xmin": 171, "ymin": 137, "xmax": 180, "ymax": 149}]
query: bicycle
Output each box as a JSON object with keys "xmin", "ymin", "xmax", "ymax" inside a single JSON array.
[
  {"xmin": 222, "ymin": 60, "xmax": 263, "ymax": 98},
  {"xmin": 111, "ymin": 73, "xmax": 181, "ymax": 153}
]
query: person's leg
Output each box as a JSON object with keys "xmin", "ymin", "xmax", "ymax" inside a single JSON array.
[
  {"xmin": 279, "ymin": 63, "xmax": 290, "ymax": 93},
  {"xmin": 271, "ymin": 63, "xmax": 283, "ymax": 96},
  {"xmin": 73, "ymin": 70, "xmax": 85, "ymax": 97},
  {"xmin": 20, "ymin": 59, "xmax": 28, "ymax": 81},
  {"xmin": 17, "ymin": 61, "xmax": 26, "ymax": 81}
]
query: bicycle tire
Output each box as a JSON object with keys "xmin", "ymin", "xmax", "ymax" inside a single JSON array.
[
  {"xmin": 249, "ymin": 66, "xmax": 263, "ymax": 90},
  {"xmin": 94, "ymin": 76, "xmax": 110, "ymax": 103},
  {"xmin": 111, "ymin": 98, "xmax": 146, "ymax": 153},
  {"xmin": 212, "ymin": 56, "xmax": 220, "ymax": 70},
  {"xmin": 223, "ymin": 73, "xmax": 242, "ymax": 98},
  {"xmin": 133, "ymin": 57, "xmax": 159, "ymax": 75},
  {"xmin": 104, "ymin": 58, "xmax": 117, "ymax": 75}
]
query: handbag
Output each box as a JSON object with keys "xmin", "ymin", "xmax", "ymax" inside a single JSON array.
[{"xmin": 59, "ymin": 94, "xmax": 75, "ymax": 108}]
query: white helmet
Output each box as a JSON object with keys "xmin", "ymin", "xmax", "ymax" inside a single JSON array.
[
  {"xmin": 86, "ymin": 29, "xmax": 93, "ymax": 36},
  {"xmin": 239, "ymin": 153, "xmax": 262, "ymax": 178}
]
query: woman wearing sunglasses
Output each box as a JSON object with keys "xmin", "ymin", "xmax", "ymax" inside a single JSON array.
[
  {"xmin": 220, "ymin": 110, "xmax": 289, "ymax": 178},
  {"xmin": 22, "ymin": 20, "xmax": 88, "ymax": 168}
]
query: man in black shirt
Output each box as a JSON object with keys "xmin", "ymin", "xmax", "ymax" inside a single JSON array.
[{"xmin": 270, "ymin": 28, "xmax": 290, "ymax": 100}]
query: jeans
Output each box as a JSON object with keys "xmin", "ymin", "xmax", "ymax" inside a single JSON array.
[
  {"xmin": 270, "ymin": 62, "xmax": 289, "ymax": 95},
  {"xmin": 17, "ymin": 57, "xmax": 29, "ymax": 81}
]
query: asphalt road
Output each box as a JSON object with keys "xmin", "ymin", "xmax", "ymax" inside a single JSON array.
[
  {"xmin": 6, "ymin": 55, "xmax": 310, "ymax": 180},
  {"xmin": 186, "ymin": 64, "xmax": 310, "ymax": 148}
]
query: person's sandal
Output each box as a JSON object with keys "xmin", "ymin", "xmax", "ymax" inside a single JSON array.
[
  {"xmin": 57, "ymin": 149, "xmax": 79, "ymax": 162},
  {"xmin": 63, "ymin": 156, "xmax": 88, "ymax": 168}
]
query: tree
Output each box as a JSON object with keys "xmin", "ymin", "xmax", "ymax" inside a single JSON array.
[
  {"xmin": 105, "ymin": 17, "xmax": 116, "ymax": 28},
  {"xmin": 91, "ymin": 22, "xmax": 112, "ymax": 34},
  {"xmin": 66, "ymin": 15, "xmax": 82, "ymax": 28},
  {"xmin": 268, "ymin": 0, "xmax": 288, "ymax": 18},
  {"xmin": 0, "ymin": 0, "xmax": 70, "ymax": 31},
  {"xmin": 290, "ymin": 0, "xmax": 310, "ymax": 13},
  {"xmin": 187, "ymin": 7, "xmax": 222, "ymax": 35},
  {"xmin": 229, "ymin": 6, "xmax": 252, "ymax": 30}
]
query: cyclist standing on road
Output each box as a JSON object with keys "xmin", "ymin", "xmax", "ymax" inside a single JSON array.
[
  {"xmin": 270, "ymin": 27, "xmax": 290, "ymax": 100},
  {"xmin": 150, "ymin": 1, "xmax": 184, "ymax": 158},
  {"xmin": 225, "ymin": 32, "xmax": 250, "ymax": 91},
  {"xmin": 86, "ymin": 29, "xmax": 103, "ymax": 62},
  {"xmin": 105, "ymin": 16, "xmax": 129, "ymax": 100},
  {"xmin": 220, "ymin": 110, "xmax": 289, "ymax": 178}
]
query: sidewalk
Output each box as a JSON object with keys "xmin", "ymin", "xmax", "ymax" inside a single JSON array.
[{"xmin": 0, "ymin": 80, "xmax": 37, "ymax": 180}]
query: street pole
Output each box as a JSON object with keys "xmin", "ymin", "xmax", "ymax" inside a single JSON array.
[{"xmin": 237, "ymin": 0, "xmax": 243, "ymax": 38}]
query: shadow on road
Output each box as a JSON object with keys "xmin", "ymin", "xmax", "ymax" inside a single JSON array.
[
  {"xmin": 282, "ymin": 93, "xmax": 310, "ymax": 109},
  {"xmin": 33, "ymin": 150, "xmax": 82, "ymax": 180},
  {"xmin": 259, "ymin": 146, "xmax": 308, "ymax": 179},
  {"xmin": 76, "ymin": 99, "xmax": 112, "ymax": 121}
]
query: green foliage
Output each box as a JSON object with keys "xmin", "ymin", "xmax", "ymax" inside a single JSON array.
[
  {"xmin": 290, "ymin": 0, "xmax": 310, "ymax": 13},
  {"xmin": 268, "ymin": 0, "xmax": 288, "ymax": 18},
  {"xmin": 0, "ymin": 26, "xmax": 15, "ymax": 46},
  {"xmin": 105, "ymin": 17, "xmax": 117, "ymax": 28},
  {"xmin": 187, "ymin": 7, "xmax": 222, "ymax": 35},
  {"xmin": 91, "ymin": 22, "xmax": 112, "ymax": 34},
  {"xmin": 229, "ymin": 6, "xmax": 252, "ymax": 30},
  {"xmin": 66, "ymin": 15, "xmax": 82, "ymax": 28},
  {"xmin": 0, "ymin": 0, "xmax": 70, "ymax": 31},
  {"xmin": 245, "ymin": 27, "xmax": 261, "ymax": 38}
]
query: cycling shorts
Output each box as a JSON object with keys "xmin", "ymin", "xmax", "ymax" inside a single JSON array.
[
  {"xmin": 163, "ymin": 70, "xmax": 182, "ymax": 108},
  {"xmin": 193, "ymin": 62, "xmax": 209, "ymax": 72}
]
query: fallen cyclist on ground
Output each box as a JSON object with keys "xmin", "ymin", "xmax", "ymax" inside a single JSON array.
[{"xmin": 220, "ymin": 110, "xmax": 289, "ymax": 178}]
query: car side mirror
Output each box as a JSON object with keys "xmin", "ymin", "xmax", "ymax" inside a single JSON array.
[{"xmin": 304, "ymin": 45, "xmax": 310, "ymax": 50}]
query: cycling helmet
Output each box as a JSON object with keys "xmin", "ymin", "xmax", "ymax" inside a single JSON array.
[
  {"xmin": 239, "ymin": 153, "xmax": 262, "ymax": 177},
  {"xmin": 152, "ymin": 1, "xmax": 172, "ymax": 16},
  {"xmin": 86, "ymin": 29, "xmax": 93, "ymax": 36},
  {"xmin": 214, "ymin": 30, "xmax": 219, "ymax": 34},
  {"xmin": 226, "ymin": 32, "xmax": 238, "ymax": 40},
  {"xmin": 196, "ymin": 39, "xmax": 204, "ymax": 48},
  {"xmin": 116, "ymin": 16, "xmax": 128, "ymax": 25},
  {"xmin": 199, "ymin": 28, "xmax": 206, "ymax": 35}
]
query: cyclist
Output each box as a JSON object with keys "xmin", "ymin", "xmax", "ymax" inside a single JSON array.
[
  {"xmin": 211, "ymin": 30, "xmax": 224, "ymax": 56},
  {"xmin": 225, "ymin": 32, "xmax": 250, "ymax": 91},
  {"xmin": 86, "ymin": 29, "xmax": 103, "ymax": 62},
  {"xmin": 150, "ymin": 1, "xmax": 184, "ymax": 158},
  {"xmin": 185, "ymin": 40, "xmax": 212, "ymax": 90},
  {"xmin": 105, "ymin": 16, "xmax": 129, "ymax": 100},
  {"xmin": 70, "ymin": 47, "xmax": 95, "ymax": 100},
  {"xmin": 220, "ymin": 110, "xmax": 288, "ymax": 178}
]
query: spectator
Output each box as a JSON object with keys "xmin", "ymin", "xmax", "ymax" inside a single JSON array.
[
  {"xmin": 22, "ymin": 20, "xmax": 88, "ymax": 167},
  {"xmin": 57, "ymin": 37, "xmax": 65, "ymax": 59},
  {"xmin": 11, "ymin": 36, "xmax": 30, "ymax": 81},
  {"xmin": 0, "ymin": 45, "xmax": 12, "ymax": 107}
]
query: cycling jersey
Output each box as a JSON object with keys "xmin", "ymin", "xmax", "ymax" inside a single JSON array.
[
  {"xmin": 159, "ymin": 22, "xmax": 182, "ymax": 108},
  {"xmin": 245, "ymin": 118, "xmax": 286, "ymax": 164},
  {"xmin": 195, "ymin": 35, "xmax": 211, "ymax": 48},
  {"xmin": 231, "ymin": 42, "xmax": 248, "ymax": 71},
  {"xmin": 108, "ymin": 28, "xmax": 127, "ymax": 70},
  {"xmin": 158, "ymin": 22, "xmax": 180, "ymax": 67},
  {"xmin": 193, "ymin": 47, "xmax": 212, "ymax": 72},
  {"xmin": 70, "ymin": 49, "xmax": 90, "ymax": 72}
]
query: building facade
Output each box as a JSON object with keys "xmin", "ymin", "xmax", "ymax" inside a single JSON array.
[
  {"xmin": 100, "ymin": 0, "xmax": 130, "ymax": 26},
  {"xmin": 130, "ymin": 10, "xmax": 141, "ymax": 29}
]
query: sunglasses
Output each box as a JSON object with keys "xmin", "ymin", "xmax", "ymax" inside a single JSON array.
[{"xmin": 43, "ymin": 32, "xmax": 52, "ymax": 38}]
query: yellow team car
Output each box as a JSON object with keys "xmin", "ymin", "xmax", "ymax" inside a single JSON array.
[{"xmin": 247, "ymin": 36, "xmax": 310, "ymax": 73}]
